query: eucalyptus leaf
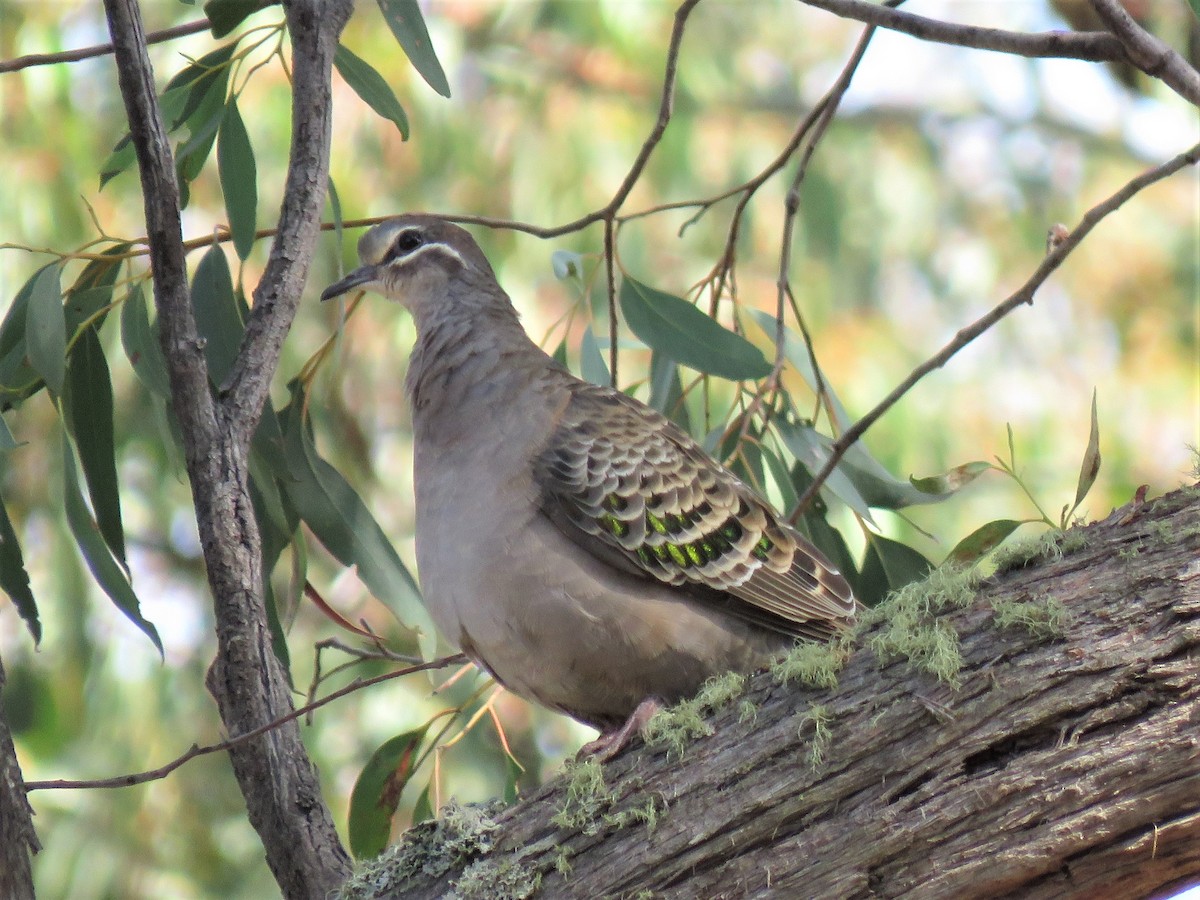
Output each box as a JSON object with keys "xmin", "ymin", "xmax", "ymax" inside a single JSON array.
[
  {"xmin": 0, "ymin": 485, "xmax": 38, "ymax": 643},
  {"xmin": 551, "ymin": 249, "xmax": 583, "ymax": 280},
  {"xmin": 348, "ymin": 727, "xmax": 429, "ymax": 859},
  {"xmin": 204, "ymin": 0, "xmax": 269, "ymax": 37},
  {"xmin": 1073, "ymin": 389, "xmax": 1101, "ymax": 511},
  {"xmin": 376, "ymin": 0, "xmax": 451, "ymax": 97},
  {"xmin": 24, "ymin": 266, "xmax": 65, "ymax": 395},
  {"xmin": 947, "ymin": 519, "xmax": 1026, "ymax": 566},
  {"xmin": 120, "ymin": 284, "xmax": 172, "ymax": 399},
  {"xmin": 218, "ymin": 97, "xmax": 258, "ymax": 260},
  {"xmin": 191, "ymin": 243, "xmax": 243, "ymax": 386},
  {"xmin": 62, "ymin": 432, "xmax": 162, "ymax": 654},
  {"xmin": 334, "ymin": 45, "xmax": 410, "ymax": 139},
  {"xmin": 620, "ymin": 277, "xmax": 771, "ymax": 381},
  {"xmin": 65, "ymin": 326, "xmax": 127, "ymax": 567},
  {"xmin": 579, "ymin": 329, "xmax": 610, "ymax": 387},
  {"xmin": 749, "ymin": 309, "xmax": 852, "ymax": 428},
  {"xmin": 859, "ymin": 534, "xmax": 933, "ymax": 605},
  {"xmin": 278, "ymin": 388, "xmax": 433, "ymax": 658}
]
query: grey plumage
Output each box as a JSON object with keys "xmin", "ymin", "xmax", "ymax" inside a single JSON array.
[{"xmin": 322, "ymin": 214, "xmax": 856, "ymax": 733}]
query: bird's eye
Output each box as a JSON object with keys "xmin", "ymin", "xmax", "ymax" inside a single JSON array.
[{"xmin": 387, "ymin": 230, "xmax": 424, "ymax": 261}]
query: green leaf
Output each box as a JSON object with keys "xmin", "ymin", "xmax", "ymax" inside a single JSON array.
[
  {"xmin": 0, "ymin": 481, "xmax": 39, "ymax": 643},
  {"xmin": 551, "ymin": 250, "xmax": 583, "ymax": 280},
  {"xmin": 348, "ymin": 727, "xmax": 428, "ymax": 859},
  {"xmin": 64, "ymin": 327, "xmax": 126, "ymax": 567},
  {"xmin": 277, "ymin": 387, "xmax": 433, "ymax": 657},
  {"xmin": 218, "ymin": 97, "xmax": 258, "ymax": 260},
  {"xmin": 859, "ymin": 535, "xmax": 933, "ymax": 606},
  {"xmin": 579, "ymin": 329, "xmax": 609, "ymax": 387},
  {"xmin": 648, "ymin": 351, "xmax": 690, "ymax": 434},
  {"xmin": 204, "ymin": 0, "xmax": 270, "ymax": 38},
  {"xmin": 411, "ymin": 782, "xmax": 434, "ymax": 825},
  {"xmin": 0, "ymin": 267, "xmax": 48, "ymax": 404},
  {"xmin": 249, "ymin": 471, "xmax": 294, "ymax": 678},
  {"xmin": 120, "ymin": 284, "xmax": 173, "ymax": 398},
  {"xmin": 1072, "ymin": 388, "xmax": 1101, "ymax": 512},
  {"xmin": 62, "ymin": 431, "xmax": 162, "ymax": 654},
  {"xmin": 749, "ymin": 309, "xmax": 852, "ymax": 427},
  {"xmin": 375, "ymin": 0, "xmax": 451, "ymax": 97},
  {"xmin": 619, "ymin": 277, "xmax": 770, "ymax": 381},
  {"xmin": 776, "ymin": 420, "xmax": 873, "ymax": 523},
  {"xmin": 907, "ymin": 462, "xmax": 991, "ymax": 501},
  {"xmin": 333, "ymin": 45, "xmax": 410, "ymax": 139},
  {"xmin": 191, "ymin": 243, "xmax": 243, "ymax": 386},
  {"xmin": 947, "ymin": 519, "xmax": 1026, "ymax": 566},
  {"xmin": 328, "ymin": 176, "xmax": 345, "ymax": 262},
  {"xmin": 0, "ymin": 415, "xmax": 18, "ymax": 451},
  {"xmin": 24, "ymin": 266, "xmax": 65, "ymax": 395},
  {"xmin": 176, "ymin": 75, "xmax": 229, "ymax": 184},
  {"xmin": 99, "ymin": 136, "xmax": 137, "ymax": 189}
]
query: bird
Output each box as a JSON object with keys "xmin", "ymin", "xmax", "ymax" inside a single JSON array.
[{"xmin": 321, "ymin": 214, "xmax": 856, "ymax": 757}]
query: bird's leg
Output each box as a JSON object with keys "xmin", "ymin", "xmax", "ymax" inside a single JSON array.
[{"xmin": 578, "ymin": 697, "xmax": 663, "ymax": 762}]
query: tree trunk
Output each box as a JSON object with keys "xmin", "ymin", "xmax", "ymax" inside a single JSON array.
[
  {"xmin": 0, "ymin": 657, "xmax": 38, "ymax": 900},
  {"xmin": 363, "ymin": 484, "xmax": 1200, "ymax": 900}
]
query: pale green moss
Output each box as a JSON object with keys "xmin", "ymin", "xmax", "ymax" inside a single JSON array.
[
  {"xmin": 553, "ymin": 847, "xmax": 572, "ymax": 877},
  {"xmin": 642, "ymin": 672, "xmax": 746, "ymax": 758},
  {"xmin": 737, "ymin": 699, "xmax": 758, "ymax": 724},
  {"xmin": 604, "ymin": 797, "xmax": 662, "ymax": 832},
  {"xmin": 453, "ymin": 858, "xmax": 541, "ymax": 900},
  {"xmin": 798, "ymin": 704, "xmax": 832, "ymax": 770},
  {"xmin": 863, "ymin": 565, "xmax": 977, "ymax": 684},
  {"xmin": 337, "ymin": 801, "xmax": 504, "ymax": 900},
  {"xmin": 771, "ymin": 639, "xmax": 845, "ymax": 689},
  {"xmin": 694, "ymin": 671, "xmax": 748, "ymax": 707},
  {"xmin": 992, "ymin": 595, "xmax": 1069, "ymax": 637},
  {"xmin": 551, "ymin": 758, "xmax": 613, "ymax": 834}
]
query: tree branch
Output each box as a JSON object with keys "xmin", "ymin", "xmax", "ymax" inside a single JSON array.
[
  {"xmin": 792, "ymin": 140, "xmax": 1200, "ymax": 518},
  {"xmin": 1089, "ymin": 0, "xmax": 1200, "ymax": 105},
  {"xmin": 102, "ymin": 0, "xmax": 353, "ymax": 894},
  {"xmin": 25, "ymin": 653, "xmax": 465, "ymax": 793},
  {"xmin": 365, "ymin": 486, "xmax": 1200, "ymax": 899},
  {"xmin": 0, "ymin": 18, "xmax": 211, "ymax": 74},
  {"xmin": 796, "ymin": 0, "xmax": 1128, "ymax": 62},
  {"xmin": 222, "ymin": 0, "xmax": 353, "ymax": 445},
  {"xmin": 0, "ymin": 657, "xmax": 38, "ymax": 900}
]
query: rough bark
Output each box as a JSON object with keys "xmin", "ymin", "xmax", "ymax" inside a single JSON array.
[
  {"xmin": 102, "ymin": 1, "xmax": 353, "ymax": 895},
  {"xmin": 382, "ymin": 485, "xmax": 1200, "ymax": 899},
  {"xmin": 0, "ymin": 657, "xmax": 38, "ymax": 900}
]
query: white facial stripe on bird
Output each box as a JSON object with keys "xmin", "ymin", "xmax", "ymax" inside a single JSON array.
[{"xmin": 386, "ymin": 234, "xmax": 469, "ymax": 272}]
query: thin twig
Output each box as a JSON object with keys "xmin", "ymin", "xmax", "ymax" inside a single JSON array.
[
  {"xmin": 0, "ymin": 19, "xmax": 212, "ymax": 75},
  {"xmin": 24, "ymin": 653, "xmax": 466, "ymax": 792},
  {"xmin": 791, "ymin": 141, "xmax": 1200, "ymax": 519}
]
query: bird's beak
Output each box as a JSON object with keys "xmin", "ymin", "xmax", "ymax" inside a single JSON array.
[{"xmin": 320, "ymin": 265, "xmax": 379, "ymax": 302}]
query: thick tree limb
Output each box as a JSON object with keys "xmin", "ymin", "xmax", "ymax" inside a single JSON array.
[
  {"xmin": 796, "ymin": 0, "xmax": 1127, "ymax": 62},
  {"xmin": 379, "ymin": 486, "xmax": 1200, "ymax": 899},
  {"xmin": 0, "ymin": 658, "xmax": 38, "ymax": 900},
  {"xmin": 1089, "ymin": 0, "xmax": 1200, "ymax": 105},
  {"xmin": 102, "ymin": 0, "xmax": 352, "ymax": 895}
]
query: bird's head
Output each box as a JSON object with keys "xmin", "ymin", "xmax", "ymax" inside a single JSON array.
[{"xmin": 320, "ymin": 214, "xmax": 496, "ymax": 318}]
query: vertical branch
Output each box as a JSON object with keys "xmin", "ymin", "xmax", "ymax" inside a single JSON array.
[
  {"xmin": 0, "ymin": 657, "xmax": 38, "ymax": 900},
  {"xmin": 605, "ymin": 219, "xmax": 619, "ymax": 387},
  {"xmin": 102, "ymin": 0, "xmax": 353, "ymax": 894}
]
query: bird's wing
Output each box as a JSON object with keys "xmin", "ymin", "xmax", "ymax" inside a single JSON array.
[{"xmin": 533, "ymin": 381, "xmax": 856, "ymax": 639}]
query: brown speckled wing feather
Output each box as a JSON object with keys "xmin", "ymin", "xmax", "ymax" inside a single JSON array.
[{"xmin": 533, "ymin": 381, "xmax": 856, "ymax": 639}]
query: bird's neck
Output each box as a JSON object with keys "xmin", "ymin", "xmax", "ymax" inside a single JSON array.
[{"xmin": 406, "ymin": 298, "xmax": 556, "ymax": 444}]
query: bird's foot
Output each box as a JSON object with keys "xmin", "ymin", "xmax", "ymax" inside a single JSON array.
[{"xmin": 578, "ymin": 697, "xmax": 662, "ymax": 762}]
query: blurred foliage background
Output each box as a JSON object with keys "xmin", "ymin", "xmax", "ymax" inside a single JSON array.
[{"xmin": 0, "ymin": 0, "xmax": 1196, "ymax": 896}]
